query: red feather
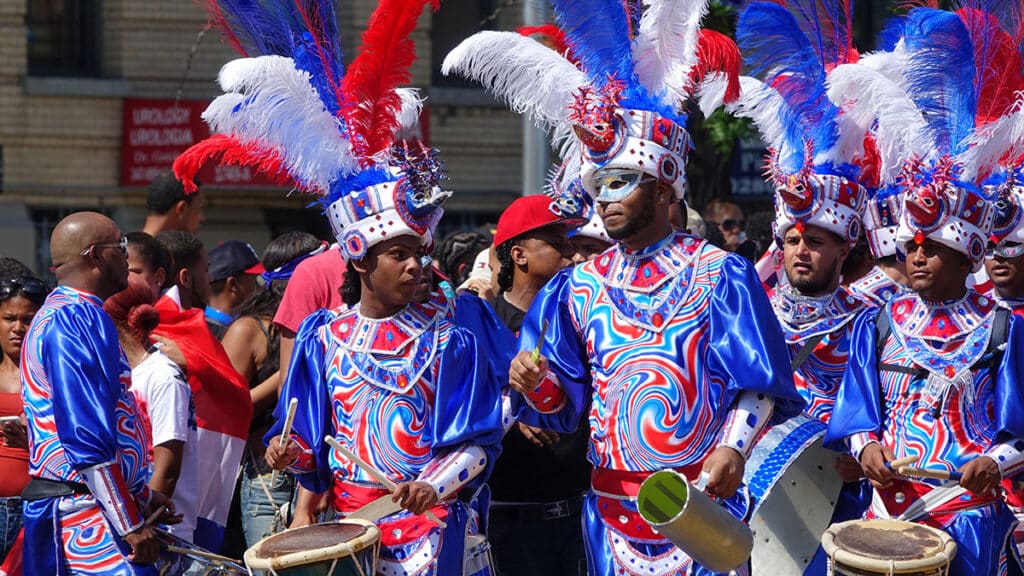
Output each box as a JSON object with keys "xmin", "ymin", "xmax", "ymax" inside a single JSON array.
[
  {"xmin": 956, "ymin": 8, "xmax": 1024, "ymax": 125},
  {"xmin": 517, "ymin": 25, "xmax": 581, "ymax": 65},
  {"xmin": 855, "ymin": 133, "xmax": 881, "ymax": 189},
  {"xmin": 690, "ymin": 29, "xmax": 742, "ymax": 103},
  {"xmin": 173, "ymin": 134, "xmax": 293, "ymax": 193},
  {"xmin": 341, "ymin": 0, "xmax": 439, "ymax": 162},
  {"xmin": 202, "ymin": 1, "xmax": 249, "ymax": 56}
]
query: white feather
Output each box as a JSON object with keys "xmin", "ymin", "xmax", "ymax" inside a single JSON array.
[
  {"xmin": 394, "ymin": 87, "xmax": 425, "ymax": 140},
  {"xmin": 724, "ymin": 76, "xmax": 799, "ymax": 166},
  {"xmin": 695, "ymin": 73, "xmax": 729, "ymax": 118},
  {"xmin": 632, "ymin": 0, "xmax": 709, "ymax": 107},
  {"xmin": 826, "ymin": 63, "xmax": 929, "ymax": 183},
  {"xmin": 960, "ymin": 93, "xmax": 1024, "ymax": 181},
  {"xmin": 204, "ymin": 55, "xmax": 357, "ymax": 194},
  {"xmin": 858, "ymin": 43, "xmax": 909, "ymax": 90},
  {"xmin": 441, "ymin": 31, "xmax": 587, "ymax": 135}
]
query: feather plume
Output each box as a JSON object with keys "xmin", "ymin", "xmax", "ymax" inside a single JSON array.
[
  {"xmin": 723, "ymin": 76, "xmax": 795, "ymax": 161},
  {"xmin": 955, "ymin": 7, "xmax": 1024, "ymax": 124},
  {"xmin": 858, "ymin": 46, "xmax": 910, "ymax": 90},
  {"xmin": 960, "ymin": 93, "xmax": 1024, "ymax": 180},
  {"xmin": 551, "ymin": 0, "xmax": 635, "ymax": 88},
  {"xmin": 695, "ymin": 73, "xmax": 729, "ymax": 118},
  {"xmin": 341, "ymin": 0, "xmax": 439, "ymax": 161},
  {"xmin": 203, "ymin": 56, "xmax": 356, "ymax": 193},
  {"xmin": 173, "ymin": 134, "xmax": 293, "ymax": 193},
  {"xmin": 201, "ymin": 0, "xmax": 346, "ymax": 115},
  {"xmin": 827, "ymin": 63, "xmax": 930, "ymax": 183},
  {"xmin": 900, "ymin": 8, "xmax": 977, "ymax": 155},
  {"xmin": 632, "ymin": 0, "xmax": 709, "ymax": 107},
  {"xmin": 517, "ymin": 25, "xmax": 578, "ymax": 64},
  {"xmin": 784, "ymin": 0, "xmax": 857, "ymax": 67},
  {"xmin": 394, "ymin": 88, "xmax": 425, "ymax": 140},
  {"xmin": 689, "ymin": 30, "xmax": 741, "ymax": 104},
  {"xmin": 442, "ymin": 31, "xmax": 588, "ymax": 136}
]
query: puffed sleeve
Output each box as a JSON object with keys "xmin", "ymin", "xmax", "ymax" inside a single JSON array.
[
  {"xmin": 266, "ymin": 309, "xmax": 334, "ymax": 494},
  {"xmin": 45, "ymin": 304, "xmax": 145, "ymax": 534},
  {"xmin": 453, "ymin": 293, "xmax": 516, "ymax": 380},
  {"xmin": 824, "ymin": 308, "xmax": 883, "ymax": 451},
  {"xmin": 510, "ymin": 267, "xmax": 593, "ymax": 434},
  {"xmin": 428, "ymin": 326, "xmax": 504, "ymax": 489},
  {"xmin": 992, "ymin": 314, "xmax": 1024, "ymax": 444},
  {"xmin": 705, "ymin": 253, "xmax": 802, "ymax": 418}
]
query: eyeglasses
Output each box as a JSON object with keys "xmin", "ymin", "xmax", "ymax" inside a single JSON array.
[
  {"xmin": 711, "ymin": 219, "xmax": 746, "ymax": 232},
  {"xmin": 594, "ymin": 169, "xmax": 656, "ymax": 203},
  {"xmin": 81, "ymin": 237, "xmax": 128, "ymax": 258},
  {"xmin": 0, "ymin": 277, "xmax": 49, "ymax": 302},
  {"xmin": 986, "ymin": 243, "xmax": 1024, "ymax": 259}
]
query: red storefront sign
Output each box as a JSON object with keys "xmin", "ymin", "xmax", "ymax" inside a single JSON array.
[
  {"xmin": 121, "ymin": 98, "xmax": 277, "ymax": 187},
  {"xmin": 122, "ymin": 97, "xmax": 431, "ymax": 187}
]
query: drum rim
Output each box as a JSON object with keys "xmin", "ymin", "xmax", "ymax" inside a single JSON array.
[
  {"xmin": 821, "ymin": 519, "xmax": 957, "ymax": 572},
  {"xmin": 244, "ymin": 519, "xmax": 382, "ymax": 569}
]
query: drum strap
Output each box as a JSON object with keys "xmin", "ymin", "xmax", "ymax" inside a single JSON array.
[
  {"xmin": 248, "ymin": 447, "xmax": 289, "ymax": 530},
  {"xmin": 791, "ymin": 332, "xmax": 828, "ymax": 372}
]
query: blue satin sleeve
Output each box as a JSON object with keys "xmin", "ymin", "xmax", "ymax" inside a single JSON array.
[
  {"xmin": 824, "ymin": 308, "xmax": 883, "ymax": 451},
  {"xmin": 453, "ymin": 293, "xmax": 516, "ymax": 381},
  {"xmin": 706, "ymin": 254, "xmax": 802, "ymax": 418},
  {"xmin": 429, "ymin": 326, "xmax": 504, "ymax": 489},
  {"xmin": 993, "ymin": 315, "xmax": 1024, "ymax": 444},
  {"xmin": 45, "ymin": 304, "xmax": 130, "ymax": 472},
  {"xmin": 266, "ymin": 308, "xmax": 334, "ymax": 494},
  {"xmin": 511, "ymin": 268, "xmax": 593, "ymax": 433}
]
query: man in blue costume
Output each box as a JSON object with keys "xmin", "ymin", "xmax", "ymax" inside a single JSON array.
[
  {"xmin": 507, "ymin": 82, "xmax": 802, "ymax": 575},
  {"xmin": 21, "ymin": 212, "xmax": 176, "ymax": 575}
]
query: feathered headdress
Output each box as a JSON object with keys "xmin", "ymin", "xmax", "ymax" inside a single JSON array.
[
  {"xmin": 701, "ymin": 0, "xmax": 867, "ymax": 246},
  {"xmin": 173, "ymin": 0, "xmax": 448, "ymax": 261},
  {"xmin": 442, "ymin": 0, "xmax": 741, "ymax": 200}
]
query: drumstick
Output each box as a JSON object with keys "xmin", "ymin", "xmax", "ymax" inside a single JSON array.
[
  {"xmin": 144, "ymin": 506, "xmax": 166, "ymax": 527},
  {"xmin": 324, "ymin": 435, "xmax": 447, "ymax": 528},
  {"xmin": 531, "ymin": 319, "xmax": 550, "ymax": 364},
  {"xmin": 888, "ymin": 455, "xmax": 917, "ymax": 470},
  {"xmin": 897, "ymin": 465, "xmax": 963, "ymax": 482},
  {"xmin": 270, "ymin": 397, "xmax": 299, "ymax": 486},
  {"xmin": 165, "ymin": 544, "xmax": 241, "ymax": 564}
]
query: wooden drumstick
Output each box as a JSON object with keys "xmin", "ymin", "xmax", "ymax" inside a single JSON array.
[
  {"xmin": 531, "ymin": 319, "xmax": 550, "ymax": 364},
  {"xmin": 164, "ymin": 544, "xmax": 242, "ymax": 564},
  {"xmin": 888, "ymin": 455, "xmax": 917, "ymax": 470},
  {"xmin": 324, "ymin": 435, "xmax": 447, "ymax": 528},
  {"xmin": 270, "ymin": 397, "xmax": 299, "ymax": 486},
  {"xmin": 897, "ymin": 465, "xmax": 963, "ymax": 482}
]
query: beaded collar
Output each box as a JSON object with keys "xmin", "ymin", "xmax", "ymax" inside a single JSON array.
[
  {"xmin": 770, "ymin": 285, "xmax": 864, "ymax": 344},
  {"xmin": 590, "ymin": 232, "xmax": 702, "ymax": 333},
  {"xmin": 328, "ymin": 301, "xmax": 443, "ymax": 393},
  {"xmin": 847, "ymin": 266, "xmax": 906, "ymax": 307},
  {"xmin": 888, "ymin": 291, "xmax": 994, "ymax": 383}
]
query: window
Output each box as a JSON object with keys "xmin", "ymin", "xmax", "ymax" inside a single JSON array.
[
  {"xmin": 430, "ymin": 0, "xmax": 498, "ymax": 88},
  {"xmin": 27, "ymin": 0, "xmax": 99, "ymax": 77}
]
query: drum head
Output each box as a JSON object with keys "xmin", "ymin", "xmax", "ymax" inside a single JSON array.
[
  {"xmin": 744, "ymin": 415, "xmax": 843, "ymax": 576},
  {"xmin": 245, "ymin": 520, "xmax": 381, "ymax": 570},
  {"xmin": 822, "ymin": 519, "xmax": 957, "ymax": 573}
]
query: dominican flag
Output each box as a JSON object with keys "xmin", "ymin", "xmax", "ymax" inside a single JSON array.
[{"xmin": 153, "ymin": 293, "xmax": 252, "ymax": 553}]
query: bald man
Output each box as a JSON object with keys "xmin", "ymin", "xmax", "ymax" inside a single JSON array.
[{"xmin": 21, "ymin": 212, "xmax": 176, "ymax": 574}]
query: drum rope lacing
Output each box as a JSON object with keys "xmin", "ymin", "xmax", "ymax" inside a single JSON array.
[
  {"xmin": 245, "ymin": 540, "xmax": 370, "ymax": 576},
  {"xmin": 249, "ymin": 447, "xmax": 290, "ymax": 532},
  {"xmin": 825, "ymin": 541, "xmax": 953, "ymax": 576}
]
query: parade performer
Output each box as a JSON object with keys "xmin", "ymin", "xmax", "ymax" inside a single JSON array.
[
  {"xmin": 21, "ymin": 212, "xmax": 176, "ymax": 575},
  {"xmin": 825, "ymin": 7, "xmax": 1024, "ymax": 574},
  {"xmin": 986, "ymin": 181, "xmax": 1024, "ymax": 310},
  {"xmin": 174, "ymin": 1, "xmax": 505, "ymax": 574},
  {"xmin": 445, "ymin": 2, "xmax": 802, "ymax": 573}
]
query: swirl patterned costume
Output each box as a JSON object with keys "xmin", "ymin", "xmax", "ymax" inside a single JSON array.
[
  {"xmin": 269, "ymin": 296, "xmax": 503, "ymax": 576},
  {"xmin": 21, "ymin": 286, "xmax": 153, "ymax": 575},
  {"xmin": 513, "ymin": 232, "xmax": 801, "ymax": 575}
]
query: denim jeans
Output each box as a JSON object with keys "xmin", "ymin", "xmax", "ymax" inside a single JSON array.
[
  {"xmin": 240, "ymin": 451, "xmax": 295, "ymax": 548},
  {"xmin": 0, "ymin": 497, "xmax": 21, "ymax": 563}
]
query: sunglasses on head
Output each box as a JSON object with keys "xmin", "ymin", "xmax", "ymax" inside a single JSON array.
[
  {"xmin": 80, "ymin": 236, "xmax": 128, "ymax": 258},
  {"xmin": 594, "ymin": 169, "xmax": 656, "ymax": 203},
  {"xmin": 986, "ymin": 242, "xmax": 1024, "ymax": 259},
  {"xmin": 0, "ymin": 277, "xmax": 49, "ymax": 302}
]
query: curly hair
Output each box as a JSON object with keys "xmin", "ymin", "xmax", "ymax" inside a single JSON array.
[
  {"xmin": 434, "ymin": 231, "xmax": 491, "ymax": 287},
  {"xmin": 495, "ymin": 241, "xmax": 516, "ymax": 293}
]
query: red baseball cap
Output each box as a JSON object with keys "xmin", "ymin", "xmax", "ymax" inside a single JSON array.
[{"xmin": 494, "ymin": 195, "xmax": 588, "ymax": 247}]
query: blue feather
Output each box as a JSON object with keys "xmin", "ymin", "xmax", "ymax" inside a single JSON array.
[
  {"xmin": 877, "ymin": 15, "xmax": 907, "ymax": 51},
  {"xmin": 738, "ymin": 2, "xmax": 842, "ymax": 174},
  {"xmin": 900, "ymin": 8, "xmax": 977, "ymax": 155}
]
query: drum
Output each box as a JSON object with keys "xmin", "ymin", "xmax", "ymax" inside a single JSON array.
[
  {"xmin": 821, "ymin": 519, "xmax": 956, "ymax": 575},
  {"xmin": 156, "ymin": 530, "xmax": 248, "ymax": 576},
  {"xmin": 244, "ymin": 520, "xmax": 381, "ymax": 576},
  {"xmin": 744, "ymin": 414, "xmax": 844, "ymax": 575},
  {"xmin": 463, "ymin": 533, "xmax": 495, "ymax": 576}
]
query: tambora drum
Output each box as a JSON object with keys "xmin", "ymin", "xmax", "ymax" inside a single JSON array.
[
  {"xmin": 821, "ymin": 519, "xmax": 956, "ymax": 575},
  {"xmin": 463, "ymin": 533, "xmax": 495, "ymax": 576},
  {"xmin": 245, "ymin": 519, "xmax": 381, "ymax": 576},
  {"xmin": 156, "ymin": 530, "xmax": 248, "ymax": 576}
]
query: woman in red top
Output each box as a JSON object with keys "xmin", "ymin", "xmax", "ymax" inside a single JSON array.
[{"xmin": 0, "ymin": 274, "xmax": 47, "ymax": 562}]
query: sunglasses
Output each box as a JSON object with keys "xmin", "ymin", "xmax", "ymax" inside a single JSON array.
[
  {"xmin": 81, "ymin": 236, "xmax": 128, "ymax": 258},
  {"xmin": 712, "ymin": 219, "xmax": 746, "ymax": 232},
  {"xmin": 594, "ymin": 169, "xmax": 656, "ymax": 203},
  {"xmin": 986, "ymin": 243, "xmax": 1024, "ymax": 259},
  {"xmin": 0, "ymin": 277, "xmax": 49, "ymax": 302}
]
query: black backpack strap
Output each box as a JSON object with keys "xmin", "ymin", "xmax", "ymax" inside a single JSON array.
[{"xmin": 874, "ymin": 303, "xmax": 925, "ymax": 376}]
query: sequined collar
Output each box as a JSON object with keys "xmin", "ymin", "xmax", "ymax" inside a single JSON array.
[
  {"xmin": 848, "ymin": 266, "xmax": 906, "ymax": 307},
  {"xmin": 330, "ymin": 301, "xmax": 441, "ymax": 355},
  {"xmin": 588, "ymin": 233, "xmax": 703, "ymax": 332},
  {"xmin": 888, "ymin": 291, "xmax": 994, "ymax": 342},
  {"xmin": 771, "ymin": 285, "xmax": 864, "ymax": 344}
]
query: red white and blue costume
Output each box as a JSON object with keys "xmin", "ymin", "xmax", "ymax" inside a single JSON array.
[
  {"xmin": 21, "ymin": 286, "xmax": 154, "ymax": 575},
  {"xmin": 825, "ymin": 7, "xmax": 1024, "ymax": 574}
]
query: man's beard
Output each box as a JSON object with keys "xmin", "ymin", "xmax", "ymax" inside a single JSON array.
[
  {"xmin": 787, "ymin": 258, "xmax": 840, "ymax": 296},
  {"xmin": 605, "ymin": 190, "xmax": 656, "ymax": 241}
]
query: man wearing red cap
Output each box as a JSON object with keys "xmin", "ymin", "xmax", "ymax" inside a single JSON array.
[{"xmin": 487, "ymin": 194, "xmax": 591, "ymax": 576}]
